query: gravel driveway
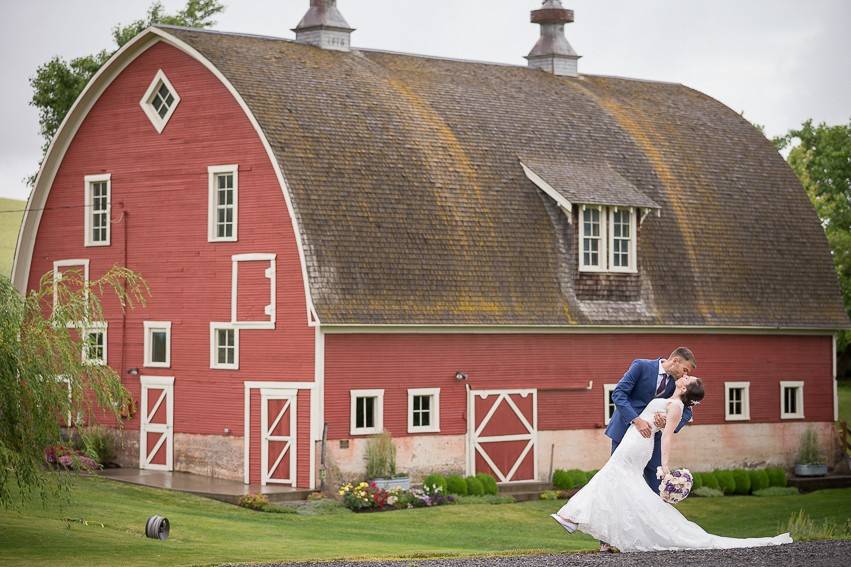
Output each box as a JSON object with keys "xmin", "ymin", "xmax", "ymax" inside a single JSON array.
[{"xmin": 229, "ymin": 541, "xmax": 851, "ymax": 567}]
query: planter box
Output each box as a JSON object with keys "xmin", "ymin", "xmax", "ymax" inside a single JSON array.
[
  {"xmin": 794, "ymin": 463, "xmax": 828, "ymax": 477},
  {"xmin": 370, "ymin": 477, "xmax": 411, "ymax": 490}
]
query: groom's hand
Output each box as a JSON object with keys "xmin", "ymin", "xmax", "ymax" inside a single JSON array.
[{"xmin": 632, "ymin": 417, "xmax": 652, "ymax": 438}]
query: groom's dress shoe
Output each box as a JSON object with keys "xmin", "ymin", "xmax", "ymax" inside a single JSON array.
[{"xmin": 550, "ymin": 513, "xmax": 577, "ymax": 533}]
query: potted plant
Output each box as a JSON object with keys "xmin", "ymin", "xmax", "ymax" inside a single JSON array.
[
  {"xmin": 365, "ymin": 432, "xmax": 410, "ymax": 490},
  {"xmin": 794, "ymin": 428, "xmax": 828, "ymax": 477}
]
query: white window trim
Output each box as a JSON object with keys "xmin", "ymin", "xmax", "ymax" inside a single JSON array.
[
  {"xmin": 82, "ymin": 322, "xmax": 108, "ymax": 365},
  {"xmin": 350, "ymin": 389, "xmax": 384, "ymax": 436},
  {"xmin": 579, "ymin": 204, "xmax": 607, "ymax": 272},
  {"xmin": 407, "ymin": 388, "xmax": 440, "ymax": 433},
  {"xmin": 207, "ymin": 165, "xmax": 239, "ymax": 242},
  {"xmin": 84, "ymin": 174, "xmax": 111, "ymax": 247},
  {"xmin": 53, "ymin": 259, "xmax": 90, "ymax": 314},
  {"xmin": 724, "ymin": 381, "xmax": 751, "ymax": 421},
  {"xmin": 603, "ymin": 383, "xmax": 617, "ymax": 425},
  {"xmin": 143, "ymin": 321, "xmax": 172, "ymax": 368},
  {"xmin": 139, "ymin": 69, "xmax": 181, "ymax": 134},
  {"xmin": 780, "ymin": 381, "xmax": 805, "ymax": 419},
  {"xmin": 210, "ymin": 322, "xmax": 239, "ymax": 370},
  {"xmin": 608, "ymin": 207, "xmax": 637, "ymax": 274},
  {"xmin": 231, "ymin": 253, "xmax": 276, "ymax": 329}
]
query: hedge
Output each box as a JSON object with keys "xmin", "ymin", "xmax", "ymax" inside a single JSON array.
[
  {"xmin": 732, "ymin": 469, "xmax": 752, "ymax": 495},
  {"xmin": 465, "ymin": 476, "xmax": 485, "ymax": 496},
  {"xmin": 701, "ymin": 471, "xmax": 720, "ymax": 491},
  {"xmin": 748, "ymin": 469, "xmax": 770, "ymax": 493},
  {"xmin": 476, "ymin": 473, "xmax": 498, "ymax": 495},
  {"xmin": 446, "ymin": 474, "xmax": 468, "ymax": 496},
  {"xmin": 766, "ymin": 467, "xmax": 787, "ymax": 487},
  {"xmin": 713, "ymin": 470, "xmax": 736, "ymax": 494},
  {"xmin": 423, "ymin": 473, "xmax": 447, "ymax": 495},
  {"xmin": 691, "ymin": 472, "xmax": 703, "ymax": 490}
]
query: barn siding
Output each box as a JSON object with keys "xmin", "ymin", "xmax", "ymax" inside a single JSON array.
[{"xmin": 27, "ymin": 41, "xmax": 314, "ymax": 485}]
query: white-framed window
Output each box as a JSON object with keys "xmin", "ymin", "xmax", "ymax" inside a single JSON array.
[
  {"xmin": 350, "ymin": 389, "xmax": 384, "ymax": 436},
  {"xmin": 82, "ymin": 323, "xmax": 108, "ymax": 365},
  {"xmin": 143, "ymin": 321, "xmax": 172, "ymax": 368},
  {"xmin": 724, "ymin": 381, "xmax": 750, "ymax": 421},
  {"xmin": 84, "ymin": 174, "xmax": 111, "ymax": 246},
  {"xmin": 139, "ymin": 69, "xmax": 181, "ymax": 133},
  {"xmin": 608, "ymin": 207, "xmax": 637, "ymax": 273},
  {"xmin": 210, "ymin": 322, "xmax": 239, "ymax": 369},
  {"xmin": 52, "ymin": 259, "xmax": 90, "ymax": 315},
  {"xmin": 603, "ymin": 383, "xmax": 617, "ymax": 425},
  {"xmin": 407, "ymin": 388, "xmax": 440, "ymax": 433},
  {"xmin": 579, "ymin": 205, "xmax": 606, "ymax": 272},
  {"xmin": 208, "ymin": 165, "xmax": 238, "ymax": 242},
  {"xmin": 780, "ymin": 381, "xmax": 805, "ymax": 419},
  {"xmin": 231, "ymin": 253, "xmax": 276, "ymax": 329}
]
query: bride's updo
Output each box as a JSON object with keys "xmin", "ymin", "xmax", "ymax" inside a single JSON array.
[{"xmin": 683, "ymin": 378, "xmax": 705, "ymax": 407}]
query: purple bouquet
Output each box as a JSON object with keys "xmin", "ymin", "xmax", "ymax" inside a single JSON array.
[{"xmin": 656, "ymin": 467, "xmax": 693, "ymax": 504}]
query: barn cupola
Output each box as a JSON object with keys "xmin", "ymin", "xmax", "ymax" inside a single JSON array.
[
  {"xmin": 525, "ymin": 0, "xmax": 581, "ymax": 77},
  {"xmin": 293, "ymin": 0, "xmax": 354, "ymax": 52}
]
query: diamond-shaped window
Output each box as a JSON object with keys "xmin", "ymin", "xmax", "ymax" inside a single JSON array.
[{"xmin": 140, "ymin": 70, "xmax": 180, "ymax": 133}]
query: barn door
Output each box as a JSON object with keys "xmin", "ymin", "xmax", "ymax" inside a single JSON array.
[
  {"xmin": 468, "ymin": 389, "xmax": 537, "ymax": 483},
  {"xmin": 260, "ymin": 389, "xmax": 297, "ymax": 485},
  {"xmin": 140, "ymin": 376, "xmax": 174, "ymax": 471}
]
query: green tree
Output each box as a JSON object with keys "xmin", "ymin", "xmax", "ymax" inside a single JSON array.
[
  {"xmin": 0, "ymin": 268, "xmax": 148, "ymax": 508},
  {"xmin": 28, "ymin": 0, "xmax": 224, "ymax": 182},
  {"xmin": 779, "ymin": 119, "xmax": 851, "ymax": 371}
]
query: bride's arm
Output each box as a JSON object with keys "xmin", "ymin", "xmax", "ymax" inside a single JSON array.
[{"xmin": 660, "ymin": 402, "xmax": 684, "ymax": 475}]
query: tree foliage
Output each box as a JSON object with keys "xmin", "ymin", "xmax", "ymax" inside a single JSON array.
[
  {"xmin": 779, "ymin": 120, "xmax": 851, "ymax": 355},
  {"xmin": 0, "ymin": 268, "xmax": 148, "ymax": 508},
  {"xmin": 27, "ymin": 1, "xmax": 224, "ymax": 183}
]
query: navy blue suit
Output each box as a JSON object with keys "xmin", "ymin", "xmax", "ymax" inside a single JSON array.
[{"xmin": 604, "ymin": 358, "xmax": 692, "ymax": 491}]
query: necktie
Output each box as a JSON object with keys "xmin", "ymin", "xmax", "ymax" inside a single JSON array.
[{"xmin": 656, "ymin": 375, "xmax": 670, "ymax": 396}]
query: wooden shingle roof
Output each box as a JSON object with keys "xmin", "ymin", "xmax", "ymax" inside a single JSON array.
[{"xmin": 163, "ymin": 26, "xmax": 848, "ymax": 329}]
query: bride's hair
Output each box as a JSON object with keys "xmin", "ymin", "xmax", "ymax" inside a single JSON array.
[{"xmin": 682, "ymin": 378, "xmax": 704, "ymax": 407}]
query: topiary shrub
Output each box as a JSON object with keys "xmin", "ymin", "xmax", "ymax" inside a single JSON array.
[
  {"xmin": 567, "ymin": 469, "xmax": 587, "ymax": 488},
  {"xmin": 423, "ymin": 473, "xmax": 447, "ymax": 495},
  {"xmin": 713, "ymin": 470, "xmax": 736, "ymax": 494},
  {"xmin": 749, "ymin": 469, "xmax": 770, "ymax": 493},
  {"xmin": 691, "ymin": 472, "xmax": 703, "ymax": 491},
  {"xmin": 476, "ymin": 473, "xmax": 498, "ymax": 495},
  {"xmin": 732, "ymin": 470, "xmax": 752, "ymax": 495},
  {"xmin": 766, "ymin": 467, "xmax": 787, "ymax": 487},
  {"xmin": 445, "ymin": 474, "xmax": 468, "ymax": 496},
  {"xmin": 552, "ymin": 469, "xmax": 571, "ymax": 490},
  {"xmin": 701, "ymin": 472, "xmax": 720, "ymax": 490},
  {"xmin": 465, "ymin": 476, "xmax": 485, "ymax": 496}
]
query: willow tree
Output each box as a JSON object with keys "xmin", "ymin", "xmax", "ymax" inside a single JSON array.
[{"xmin": 0, "ymin": 267, "xmax": 148, "ymax": 507}]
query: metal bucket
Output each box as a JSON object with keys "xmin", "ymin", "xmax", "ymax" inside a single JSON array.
[{"xmin": 145, "ymin": 515, "xmax": 170, "ymax": 540}]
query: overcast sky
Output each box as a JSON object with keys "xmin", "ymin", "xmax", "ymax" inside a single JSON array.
[{"xmin": 1, "ymin": 0, "xmax": 849, "ymax": 203}]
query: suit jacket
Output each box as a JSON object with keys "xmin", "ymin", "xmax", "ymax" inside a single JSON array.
[{"xmin": 604, "ymin": 358, "xmax": 693, "ymax": 443}]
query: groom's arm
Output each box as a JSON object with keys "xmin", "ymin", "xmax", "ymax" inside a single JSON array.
[
  {"xmin": 673, "ymin": 406, "xmax": 692, "ymax": 433},
  {"xmin": 611, "ymin": 360, "xmax": 642, "ymax": 425}
]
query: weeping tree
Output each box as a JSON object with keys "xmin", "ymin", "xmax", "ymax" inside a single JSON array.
[{"xmin": 0, "ymin": 267, "xmax": 148, "ymax": 508}]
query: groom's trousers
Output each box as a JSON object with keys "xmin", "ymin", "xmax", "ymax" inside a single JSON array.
[{"xmin": 611, "ymin": 432, "xmax": 663, "ymax": 492}]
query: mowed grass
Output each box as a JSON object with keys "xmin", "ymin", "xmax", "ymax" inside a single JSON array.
[
  {"xmin": 839, "ymin": 379, "xmax": 851, "ymax": 425},
  {"xmin": 0, "ymin": 197, "xmax": 25, "ymax": 277},
  {"xmin": 1, "ymin": 476, "xmax": 850, "ymax": 567}
]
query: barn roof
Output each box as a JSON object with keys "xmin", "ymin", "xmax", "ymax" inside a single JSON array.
[{"xmin": 162, "ymin": 26, "xmax": 847, "ymax": 329}]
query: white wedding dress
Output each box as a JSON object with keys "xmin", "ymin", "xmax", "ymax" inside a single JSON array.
[{"xmin": 554, "ymin": 397, "xmax": 792, "ymax": 552}]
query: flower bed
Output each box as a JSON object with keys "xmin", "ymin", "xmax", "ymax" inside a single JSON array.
[
  {"xmin": 44, "ymin": 445, "xmax": 101, "ymax": 471},
  {"xmin": 338, "ymin": 481, "xmax": 454, "ymax": 512}
]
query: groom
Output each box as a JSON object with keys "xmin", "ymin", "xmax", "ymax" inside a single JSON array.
[{"xmin": 606, "ymin": 347, "xmax": 697, "ymax": 491}]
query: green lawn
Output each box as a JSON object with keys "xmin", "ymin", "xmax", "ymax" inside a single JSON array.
[
  {"xmin": 1, "ymin": 476, "xmax": 849, "ymax": 567},
  {"xmin": 0, "ymin": 197, "xmax": 25, "ymax": 277},
  {"xmin": 839, "ymin": 380, "xmax": 851, "ymax": 425}
]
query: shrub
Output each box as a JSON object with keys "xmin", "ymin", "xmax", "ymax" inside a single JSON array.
[
  {"xmin": 713, "ymin": 470, "xmax": 736, "ymax": 494},
  {"xmin": 77, "ymin": 425, "xmax": 116, "ymax": 465},
  {"xmin": 446, "ymin": 475, "xmax": 468, "ymax": 496},
  {"xmin": 691, "ymin": 472, "xmax": 703, "ymax": 491},
  {"xmin": 423, "ymin": 474, "xmax": 447, "ymax": 496},
  {"xmin": 754, "ymin": 487, "xmax": 799, "ymax": 497},
  {"xmin": 693, "ymin": 486, "xmax": 724, "ymax": 497},
  {"xmin": 476, "ymin": 473, "xmax": 498, "ymax": 495},
  {"xmin": 796, "ymin": 428, "xmax": 825, "ymax": 465},
  {"xmin": 552, "ymin": 469, "xmax": 570, "ymax": 490},
  {"xmin": 701, "ymin": 472, "xmax": 720, "ymax": 491},
  {"xmin": 365, "ymin": 432, "xmax": 396, "ymax": 479},
  {"xmin": 749, "ymin": 469, "xmax": 770, "ymax": 493},
  {"xmin": 785, "ymin": 510, "xmax": 851, "ymax": 541},
  {"xmin": 238, "ymin": 493, "xmax": 270, "ymax": 511},
  {"xmin": 539, "ymin": 490, "xmax": 558, "ymax": 500},
  {"xmin": 465, "ymin": 476, "xmax": 485, "ymax": 496},
  {"xmin": 44, "ymin": 445, "xmax": 100, "ymax": 471},
  {"xmin": 766, "ymin": 467, "xmax": 788, "ymax": 487},
  {"xmin": 732, "ymin": 470, "xmax": 752, "ymax": 495}
]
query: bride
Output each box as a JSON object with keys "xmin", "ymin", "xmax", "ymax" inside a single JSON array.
[{"xmin": 551, "ymin": 376, "xmax": 792, "ymax": 552}]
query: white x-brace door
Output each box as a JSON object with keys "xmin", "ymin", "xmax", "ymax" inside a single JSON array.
[
  {"xmin": 139, "ymin": 376, "xmax": 174, "ymax": 471},
  {"xmin": 468, "ymin": 388, "xmax": 537, "ymax": 483},
  {"xmin": 260, "ymin": 389, "xmax": 297, "ymax": 485}
]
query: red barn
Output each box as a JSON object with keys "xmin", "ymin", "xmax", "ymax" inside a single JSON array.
[{"xmin": 13, "ymin": 2, "xmax": 847, "ymax": 489}]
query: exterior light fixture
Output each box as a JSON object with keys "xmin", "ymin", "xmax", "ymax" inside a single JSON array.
[
  {"xmin": 127, "ymin": 368, "xmax": 140, "ymax": 376},
  {"xmin": 455, "ymin": 371, "xmax": 468, "ymax": 382}
]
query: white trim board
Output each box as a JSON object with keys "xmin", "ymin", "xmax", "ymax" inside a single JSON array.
[
  {"xmin": 83, "ymin": 173, "xmax": 111, "ymax": 247},
  {"xmin": 408, "ymin": 388, "xmax": 441, "ymax": 433},
  {"xmin": 319, "ymin": 324, "xmax": 839, "ymax": 335},
  {"xmin": 724, "ymin": 381, "xmax": 751, "ymax": 421},
  {"xmin": 139, "ymin": 69, "xmax": 181, "ymax": 134},
  {"xmin": 143, "ymin": 320, "xmax": 172, "ymax": 368},
  {"xmin": 208, "ymin": 164, "xmax": 239, "ymax": 242},
  {"xmin": 52, "ymin": 259, "xmax": 90, "ymax": 312},
  {"xmin": 231, "ymin": 253, "xmax": 276, "ymax": 329},
  {"xmin": 780, "ymin": 381, "xmax": 805, "ymax": 420}
]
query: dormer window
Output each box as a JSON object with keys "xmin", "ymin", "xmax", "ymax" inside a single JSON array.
[
  {"xmin": 140, "ymin": 70, "xmax": 180, "ymax": 133},
  {"xmin": 580, "ymin": 205, "xmax": 606, "ymax": 271},
  {"xmin": 609, "ymin": 207, "xmax": 636, "ymax": 272},
  {"xmin": 578, "ymin": 205, "xmax": 636, "ymax": 273}
]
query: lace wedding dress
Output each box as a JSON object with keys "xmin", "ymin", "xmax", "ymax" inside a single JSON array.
[{"xmin": 553, "ymin": 397, "xmax": 792, "ymax": 552}]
